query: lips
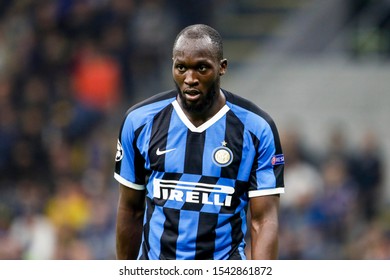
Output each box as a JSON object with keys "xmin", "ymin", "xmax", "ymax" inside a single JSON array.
[
  {"xmin": 184, "ymin": 89, "xmax": 201, "ymax": 96},
  {"xmin": 183, "ymin": 89, "xmax": 201, "ymax": 101}
]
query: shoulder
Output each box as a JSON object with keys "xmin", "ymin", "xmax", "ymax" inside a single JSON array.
[
  {"xmin": 222, "ymin": 89, "xmax": 277, "ymax": 131},
  {"xmin": 126, "ymin": 89, "xmax": 177, "ymax": 115},
  {"xmin": 122, "ymin": 89, "xmax": 177, "ymax": 130}
]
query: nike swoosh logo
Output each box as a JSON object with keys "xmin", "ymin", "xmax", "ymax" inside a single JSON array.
[{"xmin": 156, "ymin": 148, "xmax": 176, "ymax": 156}]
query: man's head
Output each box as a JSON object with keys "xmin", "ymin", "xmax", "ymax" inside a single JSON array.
[
  {"xmin": 173, "ymin": 24, "xmax": 224, "ymax": 61},
  {"xmin": 172, "ymin": 24, "xmax": 227, "ymax": 118}
]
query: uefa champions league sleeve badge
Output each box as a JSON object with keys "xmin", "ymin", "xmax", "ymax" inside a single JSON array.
[{"xmin": 115, "ymin": 139, "xmax": 124, "ymax": 162}]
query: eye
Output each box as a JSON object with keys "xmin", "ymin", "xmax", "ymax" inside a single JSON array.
[
  {"xmin": 176, "ymin": 64, "xmax": 186, "ymax": 72},
  {"xmin": 198, "ymin": 65, "xmax": 208, "ymax": 72}
]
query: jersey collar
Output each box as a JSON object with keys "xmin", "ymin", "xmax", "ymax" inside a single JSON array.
[{"xmin": 172, "ymin": 93, "xmax": 230, "ymax": 133}]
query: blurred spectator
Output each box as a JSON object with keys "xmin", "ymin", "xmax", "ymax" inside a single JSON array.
[
  {"xmin": 278, "ymin": 127, "xmax": 325, "ymax": 259},
  {"xmin": 46, "ymin": 178, "xmax": 90, "ymax": 232},
  {"xmin": 279, "ymin": 128, "xmax": 323, "ymax": 211},
  {"xmin": 308, "ymin": 156, "xmax": 359, "ymax": 258},
  {"xmin": 69, "ymin": 39, "xmax": 122, "ymax": 140},
  {"xmin": 9, "ymin": 210, "xmax": 56, "ymax": 260},
  {"xmin": 352, "ymin": 130, "xmax": 384, "ymax": 221},
  {"xmin": 7, "ymin": 180, "xmax": 56, "ymax": 260},
  {"xmin": 0, "ymin": 75, "xmax": 18, "ymax": 176},
  {"xmin": 71, "ymin": 40, "xmax": 121, "ymax": 112},
  {"xmin": 323, "ymin": 125, "xmax": 356, "ymax": 169},
  {"xmin": 80, "ymin": 195, "xmax": 116, "ymax": 259}
]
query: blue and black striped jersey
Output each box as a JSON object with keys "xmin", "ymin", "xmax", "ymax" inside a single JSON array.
[{"xmin": 114, "ymin": 89, "xmax": 284, "ymax": 260}]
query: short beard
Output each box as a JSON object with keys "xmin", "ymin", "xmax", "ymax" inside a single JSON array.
[{"xmin": 174, "ymin": 81, "xmax": 219, "ymax": 114}]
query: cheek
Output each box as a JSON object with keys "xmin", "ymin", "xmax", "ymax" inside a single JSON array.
[
  {"xmin": 203, "ymin": 74, "xmax": 219, "ymax": 87},
  {"xmin": 172, "ymin": 72, "xmax": 183, "ymax": 85}
]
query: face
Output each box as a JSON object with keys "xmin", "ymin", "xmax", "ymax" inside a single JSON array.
[{"xmin": 172, "ymin": 36, "xmax": 227, "ymax": 116}]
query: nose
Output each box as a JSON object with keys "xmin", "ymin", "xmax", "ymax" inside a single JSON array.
[{"xmin": 184, "ymin": 70, "xmax": 199, "ymax": 86}]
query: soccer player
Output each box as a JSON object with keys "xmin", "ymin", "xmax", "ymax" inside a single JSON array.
[{"xmin": 114, "ymin": 24, "xmax": 284, "ymax": 260}]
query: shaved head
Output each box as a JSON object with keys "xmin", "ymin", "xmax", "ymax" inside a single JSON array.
[{"xmin": 173, "ymin": 24, "xmax": 224, "ymax": 61}]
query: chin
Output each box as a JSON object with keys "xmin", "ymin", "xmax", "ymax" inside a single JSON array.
[
  {"xmin": 182, "ymin": 99, "xmax": 204, "ymax": 113},
  {"xmin": 174, "ymin": 83, "xmax": 217, "ymax": 113}
]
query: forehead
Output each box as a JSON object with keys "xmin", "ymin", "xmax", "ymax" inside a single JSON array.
[{"xmin": 173, "ymin": 36, "xmax": 217, "ymax": 61}]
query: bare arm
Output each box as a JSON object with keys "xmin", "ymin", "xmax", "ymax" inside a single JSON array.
[
  {"xmin": 249, "ymin": 194, "xmax": 280, "ymax": 259},
  {"xmin": 116, "ymin": 183, "xmax": 145, "ymax": 260}
]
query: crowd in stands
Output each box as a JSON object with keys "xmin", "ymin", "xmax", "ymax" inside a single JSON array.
[
  {"xmin": 279, "ymin": 126, "xmax": 388, "ymax": 259},
  {"xmin": 0, "ymin": 0, "xmax": 389, "ymax": 259}
]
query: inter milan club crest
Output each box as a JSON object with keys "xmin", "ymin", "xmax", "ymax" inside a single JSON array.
[
  {"xmin": 212, "ymin": 140, "xmax": 233, "ymax": 167},
  {"xmin": 115, "ymin": 139, "xmax": 124, "ymax": 162}
]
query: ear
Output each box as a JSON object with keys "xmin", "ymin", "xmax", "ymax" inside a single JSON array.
[{"xmin": 219, "ymin": 59, "xmax": 228, "ymax": 76}]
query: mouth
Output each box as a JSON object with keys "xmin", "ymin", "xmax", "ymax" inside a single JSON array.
[
  {"xmin": 183, "ymin": 89, "xmax": 201, "ymax": 101},
  {"xmin": 184, "ymin": 88, "xmax": 201, "ymax": 95}
]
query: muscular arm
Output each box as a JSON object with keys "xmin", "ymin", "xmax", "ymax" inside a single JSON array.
[
  {"xmin": 116, "ymin": 184, "xmax": 145, "ymax": 259},
  {"xmin": 249, "ymin": 194, "xmax": 280, "ymax": 260}
]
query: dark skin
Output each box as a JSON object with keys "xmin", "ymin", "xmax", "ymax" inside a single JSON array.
[
  {"xmin": 116, "ymin": 185, "xmax": 145, "ymax": 259},
  {"xmin": 249, "ymin": 195, "xmax": 280, "ymax": 259},
  {"xmin": 116, "ymin": 34, "xmax": 280, "ymax": 260},
  {"xmin": 173, "ymin": 36, "xmax": 227, "ymax": 127}
]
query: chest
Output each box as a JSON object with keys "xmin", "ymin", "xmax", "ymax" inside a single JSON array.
[{"xmin": 137, "ymin": 106, "xmax": 255, "ymax": 180}]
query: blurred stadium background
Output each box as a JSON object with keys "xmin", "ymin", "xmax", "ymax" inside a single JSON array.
[{"xmin": 0, "ymin": 0, "xmax": 389, "ymax": 259}]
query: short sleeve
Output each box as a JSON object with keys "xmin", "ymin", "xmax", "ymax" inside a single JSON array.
[
  {"xmin": 248, "ymin": 119, "xmax": 284, "ymax": 198},
  {"xmin": 114, "ymin": 115, "xmax": 146, "ymax": 190}
]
